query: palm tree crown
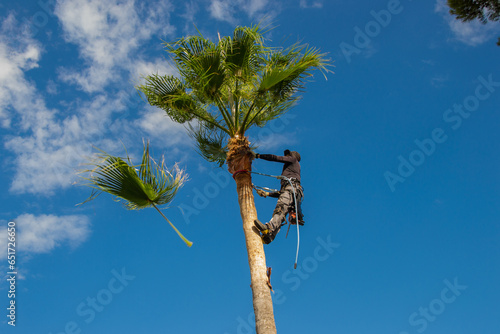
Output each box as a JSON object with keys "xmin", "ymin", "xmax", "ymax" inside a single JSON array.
[{"xmin": 138, "ymin": 25, "xmax": 330, "ymax": 166}]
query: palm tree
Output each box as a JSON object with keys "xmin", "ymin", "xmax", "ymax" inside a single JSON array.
[
  {"xmin": 138, "ymin": 25, "xmax": 330, "ymax": 334},
  {"xmin": 80, "ymin": 142, "xmax": 192, "ymax": 247},
  {"xmin": 447, "ymin": 0, "xmax": 500, "ymax": 46}
]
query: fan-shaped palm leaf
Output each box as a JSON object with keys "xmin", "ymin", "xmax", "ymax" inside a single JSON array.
[
  {"xmin": 187, "ymin": 123, "xmax": 229, "ymax": 167},
  {"xmin": 224, "ymin": 25, "xmax": 266, "ymax": 79},
  {"xmin": 80, "ymin": 142, "xmax": 192, "ymax": 247},
  {"xmin": 167, "ymin": 36, "xmax": 226, "ymax": 102}
]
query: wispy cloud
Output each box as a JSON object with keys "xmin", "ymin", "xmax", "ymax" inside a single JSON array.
[
  {"xmin": 130, "ymin": 58, "xmax": 177, "ymax": 86},
  {"xmin": 55, "ymin": 0, "xmax": 175, "ymax": 93},
  {"xmin": 245, "ymin": 0, "xmax": 269, "ymax": 17},
  {"xmin": 134, "ymin": 107, "xmax": 189, "ymax": 147},
  {"xmin": 179, "ymin": 1, "xmax": 200, "ymax": 35},
  {"xmin": 207, "ymin": 0, "xmax": 275, "ymax": 24},
  {"xmin": 0, "ymin": 214, "xmax": 91, "ymax": 255},
  {"xmin": 0, "ymin": 14, "xmax": 78, "ymax": 195},
  {"xmin": 255, "ymin": 132, "xmax": 298, "ymax": 151},
  {"xmin": 5, "ymin": 91, "xmax": 129, "ymax": 195},
  {"xmin": 0, "ymin": 13, "xmax": 43, "ymax": 129},
  {"xmin": 435, "ymin": 0, "xmax": 500, "ymax": 46},
  {"xmin": 208, "ymin": 0, "xmax": 236, "ymax": 24},
  {"xmin": 299, "ymin": 0, "xmax": 323, "ymax": 9},
  {"xmin": 430, "ymin": 73, "xmax": 450, "ymax": 88}
]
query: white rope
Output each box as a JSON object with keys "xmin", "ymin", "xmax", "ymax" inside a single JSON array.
[
  {"xmin": 250, "ymin": 171, "xmax": 301, "ymax": 269},
  {"xmin": 253, "ymin": 184, "xmax": 280, "ymax": 193}
]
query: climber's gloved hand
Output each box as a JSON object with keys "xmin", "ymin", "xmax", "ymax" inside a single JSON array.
[
  {"xmin": 256, "ymin": 189, "xmax": 269, "ymax": 198},
  {"xmin": 250, "ymin": 152, "xmax": 260, "ymax": 160}
]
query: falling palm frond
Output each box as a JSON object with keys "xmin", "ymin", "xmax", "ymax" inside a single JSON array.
[{"xmin": 79, "ymin": 142, "xmax": 192, "ymax": 247}]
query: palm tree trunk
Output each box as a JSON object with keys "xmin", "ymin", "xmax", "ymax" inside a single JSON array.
[
  {"xmin": 234, "ymin": 172, "xmax": 277, "ymax": 334},
  {"xmin": 228, "ymin": 136, "xmax": 277, "ymax": 334}
]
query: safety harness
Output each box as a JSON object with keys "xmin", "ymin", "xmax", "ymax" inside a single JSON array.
[{"xmin": 233, "ymin": 170, "xmax": 302, "ymax": 269}]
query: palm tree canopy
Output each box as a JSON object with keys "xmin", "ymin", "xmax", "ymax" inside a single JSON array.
[
  {"xmin": 79, "ymin": 142, "xmax": 192, "ymax": 247},
  {"xmin": 138, "ymin": 25, "xmax": 331, "ymax": 165}
]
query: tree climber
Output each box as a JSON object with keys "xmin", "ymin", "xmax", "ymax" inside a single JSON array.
[{"xmin": 253, "ymin": 149, "xmax": 304, "ymax": 244}]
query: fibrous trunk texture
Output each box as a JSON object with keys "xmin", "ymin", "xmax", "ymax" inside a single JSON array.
[{"xmin": 227, "ymin": 136, "xmax": 277, "ymax": 334}]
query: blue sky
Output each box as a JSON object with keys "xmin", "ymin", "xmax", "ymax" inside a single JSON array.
[{"xmin": 1, "ymin": 0, "xmax": 499, "ymax": 333}]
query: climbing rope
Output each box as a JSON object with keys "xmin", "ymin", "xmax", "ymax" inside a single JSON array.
[
  {"xmin": 281, "ymin": 174, "xmax": 301, "ymax": 270},
  {"xmin": 252, "ymin": 184, "xmax": 279, "ymax": 193},
  {"xmin": 234, "ymin": 169, "xmax": 301, "ymax": 269}
]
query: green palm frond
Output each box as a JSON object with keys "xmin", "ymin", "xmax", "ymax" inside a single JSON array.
[
  {"xmin": 258, "ymin": 45, "xmax": 329, "ymax": 98},
  {"xmin": 138, "ymin": 74, "xmax": 229, "ymax": 134},
  {"xmin": 139, "ymin": 74, "xmax": 195, "ymax": 124},
  {"xmin": 79, "ymin": 142, "xmax": 192, "ymax": 247},
  {"xmin": 187, "ymin": 123, "xmax": 229, "ymax": 167},
  {"xmin": 239, "ymin": 44, "xmax": 330, "ymax": 132},
  {"xmin": 167, "ymin": 36, "xmax": 225, "ymax": 102},
  {"xmin": 249, "ymin": 99, "xmax": 296, "ymax": 129},
  {"xmin": 224, "ymin": 25, "xmax": 266, "ymax": 78}
]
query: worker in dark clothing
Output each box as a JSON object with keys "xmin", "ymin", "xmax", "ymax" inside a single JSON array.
[{"xmin": 253, "ymin": 149, "xmax": 304, "ymax": 244}]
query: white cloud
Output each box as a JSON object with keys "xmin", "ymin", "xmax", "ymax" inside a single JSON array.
[
  {"xmin": 2, "ymin": 72, "xmax": 185, "ymax": 195},
  {"xmin": 130, "ymin": 58, "xmax": 177, "ymax": 85},
  {"xmin": 134, "ymin": 106, "xmax": 189, "ymax": 147},
  {"xmin": 299, "ymin": 0, "xmax": 323, "ymax": 9},
  {"xmin": 255, "ymin": 132, "xmax": 297, "ymax": 151},
  {"xmin": 179, "ymin": 1, "xmax": 199, "ymax": 35},
  {"xmin": 0, "ymin": 214, "xmax": 91, "ymax": 255},
  {"xmin": 208, "ymin": 0, "xmax": 236, "ymax": 23},
  {"xmin": 127, "ymin": 59, "xmax": 191, "ymax": 148},
  {"xmin": 430, "ymin": 74, "xmax": 450, "ymax": 88},
  {"xmin": 0, "ymin": 14, "xmax": 43, "ymax": 129},
  {"xmin": 46, "ymin": 79, "xmax": 58, "ymax": 95},
  {"xmin": 251, "ymin": 113, "xmax": 299, "ymax": 150},
  {"xmin": 0, "ymin": 6, "xmax": 185, "ymax": 196},
  {"xmin": 208, "ymin": 0, "xmax": 274, "ymax": 23},
  {"xmin": 4, "ymin": 84, "xmax": 190, "ymax": 195},
  {"xmin": 5, "ymin": 93, "xmax": 129, "ymax": 195},
  {"xmin": 435, "ymin": 0, "xmax": 500, "ymax": 46},
  {"xmin": 0, "ymin": 15, "xmax": 78, "ymax": 195},
  {"xmin": 55, "ymin": 0, "xmax": 175, "ymax": 93},
  {"xmin": 245, "ymin": 0, "xmax": 269, "ymax": 17}
]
